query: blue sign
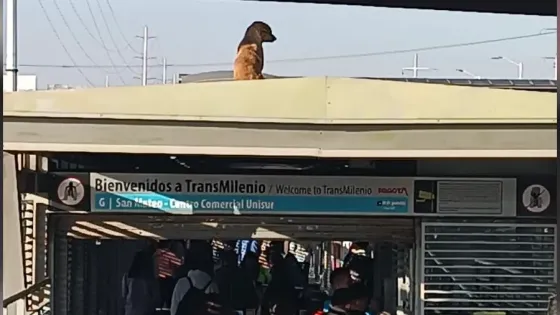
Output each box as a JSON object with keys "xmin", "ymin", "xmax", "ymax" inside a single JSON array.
[{"xmin": 89, "ymin": 173, "xmax": 412, "ymax": 215}]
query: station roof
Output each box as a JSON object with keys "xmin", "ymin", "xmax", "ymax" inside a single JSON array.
[
  {"xmin": 6, "ymin": 77, "xmax": 555, "ymax": 124},
  {"xmin": 4, "ymin": 77, "xmax": 556, "ymax": 157},
  {"xmin": 178, "ymin": 71, "xmax": 557, "ymax": 92},
  {"xmin": 375, "ymin": 78, "xmax": 557, "ymax": 91},
  {"xmin": 245, "ymin": 0, "xmax": 556, "ymax": 16}
]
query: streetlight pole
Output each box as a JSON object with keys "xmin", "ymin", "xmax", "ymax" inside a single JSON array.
[
  {"xmin": 6, "ymin": 0, "xmax": 18, "ymax": 92},
  {"xmin": 491, "ymin": 56, "xmax": 523, "ymax": 79},
  {"xmin": 456, "ymin": 69, "xmax": 482, "ymax": 79},
  {"xmin": 540, "ymin": 28, "xmax": 557, "ymax": 33}
]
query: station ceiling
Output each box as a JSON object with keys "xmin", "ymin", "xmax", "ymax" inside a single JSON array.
[{"xmin": 246, "ymin": 0, "xmax": 556, "ymax": 16}]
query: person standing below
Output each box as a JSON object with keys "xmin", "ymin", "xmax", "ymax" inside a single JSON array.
[
  {"xmin": 155, "ymin": 241, "xmax": 184, "ymax": 311},
  {"xmin": 319, "ymin": 268, "xmax": 352, "ymax": 313},
  {"xmin": 122, "ymin": 249, "xmax": 159, "ymax": 315},
  {"xmin": 330, "ymin": 268, "xmax": 352, "ymax": 292},
  {"xmin": 170, "ymin": 253, "xmax": 219, "ymax": 315},
  {"xmin": 214, "ymin": 250, "xmax": 240, "ymax": 308}
]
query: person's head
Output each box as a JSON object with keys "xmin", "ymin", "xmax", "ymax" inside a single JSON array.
[
  {"xmin": 329, "ymin": 285, "xmax": 368, "ymax": 313},
  {"xmin": 284, "ymin": 253, "xmax": 298, "ymax": 266},
  {"xmin": 219, "ymin": 249, "xmax": 237, "ymax": 268},
  {"xmin": 344, "ymin": 283, "xmax": 369, "ymax": 312},
  {"xmin": 268, "ymin": 250, "xmax": 284, "ymax": 268},
  {"xmin": 330, "ymin": 268, "xmax": 351, "ymax": 290},
  {"xmin": 241, "ymin": 251, "xmax": 260, "ymax": 277},
  {"xmin": 330, "ymin": 288, "xmax": 352, "ymax": 309},
  {"xmin": 158, "ymin": 240, "xmax": 173, "ymax": 249},
  {"xmin": 188, "ymin": 241, "xmax": 215, "ymax": 275},
  {"xmin": 128, "ymin": 250, "xmax": 153, "ymax": 278},
  {"xmin": 143, "ymin": 240, "xmax": 158, "ymax": 255}
]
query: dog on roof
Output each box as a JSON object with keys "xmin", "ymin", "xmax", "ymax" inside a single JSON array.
[{"xmin": 233, "ymin": 21, "xmax": 276, "ymax": 80}]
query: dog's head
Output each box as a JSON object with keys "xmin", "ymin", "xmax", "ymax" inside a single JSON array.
[{"xmin": 246, "ymin": 21, "xmax": 277, "ymax": 43}]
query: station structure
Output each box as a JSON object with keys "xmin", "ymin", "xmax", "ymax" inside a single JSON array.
[{"xmin": 2, "ymin": 2, "xmax": 558, "ymax": 314}]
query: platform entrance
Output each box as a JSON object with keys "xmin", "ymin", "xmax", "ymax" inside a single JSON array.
[{"xmin": 48, "ymin": 214, "xmax": 416, "ymax": 315}]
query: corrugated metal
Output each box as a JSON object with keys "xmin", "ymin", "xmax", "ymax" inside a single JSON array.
[
  {"xmin": 421, "ymin": 222, "xmax": 556, "ymax": 315},
  {"xmin": 86, "ymin": 241, "xmax": 98, "ymax": 315},
  {"xmin": 84, "ymin": 240, "xmax": 145, "ymax": 315},
  {"xmin": 52, "ymin": 238, "xmax": 145, "ymax": 315},
  {"xmin": 52, "ymin": 229, "xmax": 69, "ymax": 315},
  {"xmin": 70, "ymin": 240, "xmax": 85, "ymax": 315}
]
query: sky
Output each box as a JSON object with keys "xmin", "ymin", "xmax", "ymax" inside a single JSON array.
[{"xmin": 3, "ymin": 0, "xmax": 558, "ymax": 87}]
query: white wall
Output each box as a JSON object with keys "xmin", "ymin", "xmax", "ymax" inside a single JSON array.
[{"xmin": 3, "ymin": 74, "xmax": 38, "ymax": 91}]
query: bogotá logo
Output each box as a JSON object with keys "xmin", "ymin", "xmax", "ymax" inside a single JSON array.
[
  {"xmin": 522, "ymin": 184, "xmax": 550, "ymax": 213},
  {"xmin": 57, "ymin": 177, "xmax": 85, "ymax": 206}
]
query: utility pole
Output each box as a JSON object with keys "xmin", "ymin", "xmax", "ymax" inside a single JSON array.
[
  {"xmin": 401, "ymin": 53, "xmax": 436, "ymax": 78},
  {"xmin": 6, "ymin": 0, "xmax": 18, "ymax": 91},
  {"xmin": 135, "ymin": 26, "xmax": 155, "ymax": 86},
  {"xmin": 543, "ymin": 55, "xmax": 557, "ymax": 80},
  {"xmin": 162, "ymin": 58, "xmax": 167, "ymax": 84}
]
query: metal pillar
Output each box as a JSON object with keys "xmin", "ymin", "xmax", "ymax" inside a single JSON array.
[{"xmin": 6, "ymin": 0, "xmax": 18, "ymax": 92}]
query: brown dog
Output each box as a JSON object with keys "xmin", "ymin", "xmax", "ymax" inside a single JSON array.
[{"xmin": 233, "ymin": 21, "xmax": 276, "ymax": 80}]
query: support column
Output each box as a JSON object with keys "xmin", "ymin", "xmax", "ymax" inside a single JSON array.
[{"xmin": 3, "ymin": 152, "xmax": 25, "ymax": 305}]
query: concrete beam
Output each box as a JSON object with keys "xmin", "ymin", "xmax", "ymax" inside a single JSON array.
[
  {"xmin": 3, "ymin": 78, "xmax": 556, "ymax": 125},
  {"xmin": 4, "ymin": 118, "xmax": 556, "ymax": 158}
]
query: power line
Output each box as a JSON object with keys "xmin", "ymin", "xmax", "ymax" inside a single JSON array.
[
  {"xmin": 94, "ymin": 0, "xmax": 140, "ymax": 77},
  {"xmin": 51, "ymin": 0, "xmax": 106, "ymax": 73},
  {"xmin": 16, "ymin": 31, "xmax": 555, "ymax": 69},
  {"xmin": 67, "ymin": 0, "xmax": 109, "ymax": 50},
  {"xmin": 36, "ymin": 0, "xmax": 95, "ymax": 86},
  {"xmin": 104, "ymin": 0, "xmax": 142, "ymax": 54},
  {"xmin": 83, "ymin": 0, "xmax": 126, "ymax": 84}
]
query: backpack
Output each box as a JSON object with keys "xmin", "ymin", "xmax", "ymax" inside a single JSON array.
[{"xmin": 175, "ymin": 275, "xmax": 213, "ymax": 315}]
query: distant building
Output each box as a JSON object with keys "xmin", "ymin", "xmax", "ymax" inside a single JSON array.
[
  {"xmin": 46, "ymin": 83, "xmax": 90, "ymax": 90},
  {"xmin": 3, "ymin": 74, "xmax": 38, "ymax": 91},
  {"xmin": 46, "ymin": 84, "xmax": 76, "ymax": 90}
]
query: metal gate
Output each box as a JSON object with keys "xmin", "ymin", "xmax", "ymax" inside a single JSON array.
[{"xmin": 420, "ymin": 221, "xmax": 556, "ymax": 315}]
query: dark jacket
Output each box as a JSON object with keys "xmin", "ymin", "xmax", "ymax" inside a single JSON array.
[{"xmin": 122, "ymin": 273, "xmax": 158, "ymax": 315}]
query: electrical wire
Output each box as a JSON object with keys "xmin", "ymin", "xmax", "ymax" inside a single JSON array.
[
  {"xmin": 94, "ymin": 0, "xmax": 141, "ymax": 76},
  {"xmin": 104, "ymin": 0, "xmax": 142, "ymax": 54},
  {"xmin": 83, "ymin": 0, "xmax": 126, "ymax": 84},
  {"xmin": 51, "ymin": 0, "xmax": 107, "ymax": 73},
  {"xmin": 67, "ymin": 0, "xmax": 112, "ymax": 51},
  {"xmin": 16, "ymin": 31, "xmax": 555, "ymax": 69},
  {"xmin": 36, "ymin": 0, "xmax": 95, "ymax": 86}
]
